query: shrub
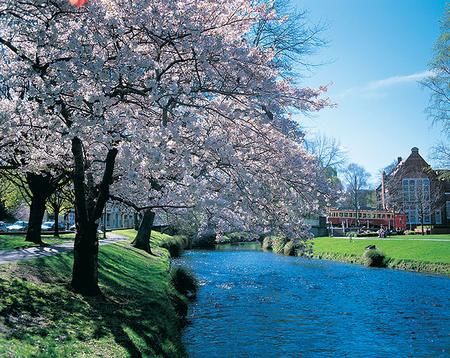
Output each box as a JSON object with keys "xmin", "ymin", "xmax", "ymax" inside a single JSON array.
[
  {"xmin": 362, "ymin": 248, "xmax": 386, "ymax": 267},
  {"xmin": 295, "ymin": 240, "xmax": 314, "ymax": 258},
  {"xmin": 170, "ymin": 267, "xmax": 198, "ymax": 299},
  {"xmin": 272, "ymin": 237, "xmax": 288, "ymax": 254},
  {"xmin": 218, "ymin": 232, "xmax": 256, "ymax": 244},
  {"xmin": 283, "ymin": 240, "xmax": 296, "ymax": 256},
  {"xmin": 262, "ymin": 237, "xmax": 273, "ymax": 250},
  {"xmin": 159, "ymin": 235, "xmax": 188, "ymax": 257},
  {"xmin": 160, "ymin": 239, "xmax": 181, "ymax": 257}
]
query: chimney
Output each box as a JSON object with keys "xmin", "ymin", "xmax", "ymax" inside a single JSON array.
[
  {"xmin": 411, "ymin": 147, "xmax": 419, "ymax": 154},
  {"xmin": 397, "ymin": 157, "xmax": 402, "ymax": 164}
]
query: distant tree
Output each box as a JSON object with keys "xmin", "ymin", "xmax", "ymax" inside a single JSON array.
[
  {"xmin": 0, "ymin": 175, "xmax": 22, "ymax": 220},
  {"xmin": 251, "ymin": 0, "xmax": 327, "ymax": 76},
  {"xmin": 46, "ymin": 184, "xmax": 74, "ymax": 237},
  {"xmin": 431, "ymin": 143, "xmax": 450, "ymax": 171},
  {"xmin": 422, "ymin": 8, "xmax": 450, "ymax": 129},
  {"xmin": 422, "ymin": 7, "xmax": 449, "ymax": 178},
  {"xmin": 305, "ymin": 134, "xmax": 346, "ymax": 208},
  {"xmin": 343, "ymin": 163, "xmax": 370, "ymax": 226},
  {"xmin": 305, "ymin": 134, "xmax": 347, "ymax": 171}
]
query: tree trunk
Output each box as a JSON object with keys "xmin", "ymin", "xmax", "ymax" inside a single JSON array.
[
  {"xmin": 25, "ymin": 173, "xmax": 56, "ymax": 245},
  {"xmin": 132, "ymin": 209, "xmax": 155, "ymax": 253},
  {"xmin": 71, "ymin": 222, "xmax": 100, "ymax": 296},
  {"xmin": 70, "ymin": 137, "xmax": 118, "ymax": 296},
  {"xmin": 26, "ymin": 192, "xmax": 47, "ymax": 245}
]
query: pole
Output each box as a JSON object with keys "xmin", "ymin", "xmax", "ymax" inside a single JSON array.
[{"xmin": 103, "ymin": 202, "xmax": 107, "ymax": 239}]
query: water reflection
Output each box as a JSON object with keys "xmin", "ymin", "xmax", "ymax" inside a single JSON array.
[{"xmin": 175, "ymin": 246, "xmax": 450, "ymax": 357}]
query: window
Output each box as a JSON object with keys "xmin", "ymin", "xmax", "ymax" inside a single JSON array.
[
  {"xmin": 402, "ymin": 178, "xmax": 431, "ymax": 224},
  {"xmin": 447, "ymin": 201, "xmax": 450, "ymax": 220}
]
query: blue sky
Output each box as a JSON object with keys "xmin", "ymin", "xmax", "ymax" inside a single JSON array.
[{"xmin": 292, "ymin": 0, "xmax": 447, "ymax": 186}]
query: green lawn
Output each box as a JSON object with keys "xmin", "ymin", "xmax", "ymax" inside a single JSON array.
[
  {"xmin": 0, "ymin": 235, "xmax": 187, "ymax": 357},
  {"xmin": 313, "ymin": 235, "xmax": 450, "ymax": 274},
  {"xmin": 0, "ymin": 233, "xmax": 75, "ymax": 250}
]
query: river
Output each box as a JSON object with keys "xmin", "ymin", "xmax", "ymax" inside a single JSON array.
[{"xmin": 174, "ymin": 244, "xmax": 450, "ymax": 357}]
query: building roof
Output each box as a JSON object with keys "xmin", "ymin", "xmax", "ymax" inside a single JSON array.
[{"xmin": 380, "ymin": 147, "xmax": 434, "ymax": 183}]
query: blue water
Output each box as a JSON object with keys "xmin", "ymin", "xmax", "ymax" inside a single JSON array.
[{"xmin": 175, "ymin": 245, "xmax": 450, "ymax": 357}]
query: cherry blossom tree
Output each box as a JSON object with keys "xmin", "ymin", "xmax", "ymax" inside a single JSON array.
[
  {"xmin": 0, "ymin": 0, "xmax": 330, "ymax": 295},
  {"xmin": 0, "ymin": 100, "xmax": 72, "ymax": 244}
]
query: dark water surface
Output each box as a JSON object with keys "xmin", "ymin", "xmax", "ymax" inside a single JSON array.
[{"xmin": 175, "ymin": 245, "xmax": 450, "ymax": 357}]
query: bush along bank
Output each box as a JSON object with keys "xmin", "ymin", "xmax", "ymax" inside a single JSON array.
[
  {"xmin": 188, "ymin": 231, "xmax": 259, "ymax": 248},
  {"xmin": 216, "ymin": 232, "xmax": 259, "ymax": 245},
  {"xmin": 362, "ymin": 246, "xmax": 387, "ymax": 267},
  {"xmin": 0, "ymin": 231, "xmax": 196, "ymax": 357},
  {"xmin": 261, "ymin": 236, "xmax": 314, "ymax": 257}
]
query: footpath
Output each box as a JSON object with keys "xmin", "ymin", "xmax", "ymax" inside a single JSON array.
[{"xmin": 0, "ymin": 234, "xmax": 128, "ymax": 264}]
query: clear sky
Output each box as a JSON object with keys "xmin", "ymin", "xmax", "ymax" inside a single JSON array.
[{"xmin": 292, "ymin": 0, "xmax": 448, "ymax": 186}]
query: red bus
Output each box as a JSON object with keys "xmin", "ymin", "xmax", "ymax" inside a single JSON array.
[{"xmin": 327, "ymin": 209, "xmax": 407, "ymax": 230}]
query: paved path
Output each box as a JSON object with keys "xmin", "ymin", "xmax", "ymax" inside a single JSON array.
[{"xmin": 0, "ymin": 234, "xmax": 128, "ymax": 265}]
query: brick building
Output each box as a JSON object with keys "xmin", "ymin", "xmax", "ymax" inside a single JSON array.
[{"xmin": 377, "ymin": 147, "xmax": 450, "ymax": 231}]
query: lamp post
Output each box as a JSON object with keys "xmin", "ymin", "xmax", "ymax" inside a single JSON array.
[{"xmin": 103, "ymin": 202, "xmax": 107, "ymax": 239}]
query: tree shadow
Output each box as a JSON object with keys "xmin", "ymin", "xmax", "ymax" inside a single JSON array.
[{"xmin": 0, "ymin": 245, "xmax": 186, "ymax": 357}]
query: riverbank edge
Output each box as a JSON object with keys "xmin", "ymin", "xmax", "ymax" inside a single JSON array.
[
  {"xmin": 311, "ymin": 251, "xmax": 450, "ymax": 275},
  {"xmin": 0, "ymin": 232, "xmax": 192, "ymax": 357},
  {"xmin": 211, "ymin": 236, "xmax": 450, "ymax": 276}
]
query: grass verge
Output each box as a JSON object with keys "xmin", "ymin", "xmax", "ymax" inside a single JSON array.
[
  {"xmin": 0, "ymin": 235, "xmax": 188, "ymax": 357},
  {"xmin": 0, "ymin": 234, "xmax": 75, "ymax": 250},
  {"xmin": 312, "ymin": 236, "xmax": 450, "ymax": 275},
  {"xmin": 112, "ymin": 229, "xmax": 188, "ymax": 252}
]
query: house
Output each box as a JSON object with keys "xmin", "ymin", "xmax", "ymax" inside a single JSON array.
[
  {"xmin": 65, "ymin": 201, "xmax": 135, "ymax": 230},
  {"xmin": 65, "ymin": 201, "xmax": 170, "ymax": 231},
  {"xmin": 376, "ymin": 147, "xmax": 450, "ymax": 232}
]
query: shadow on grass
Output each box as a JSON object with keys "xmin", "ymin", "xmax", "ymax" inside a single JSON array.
[{"xmin": 0, "ymin": 244, "xmax": 186, "ymax": 357}]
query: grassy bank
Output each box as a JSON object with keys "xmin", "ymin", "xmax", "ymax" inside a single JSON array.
[
  {"xmin": 312, "ymin": 235, "xmax": 450, "ymax": 275},
  {"xmin": 112, "ymin": 229, "xmax": 189, "ymax": 257},
  {"xmin": 0, "ymin": 232, "xmax": 190, "ymax": 357}
]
